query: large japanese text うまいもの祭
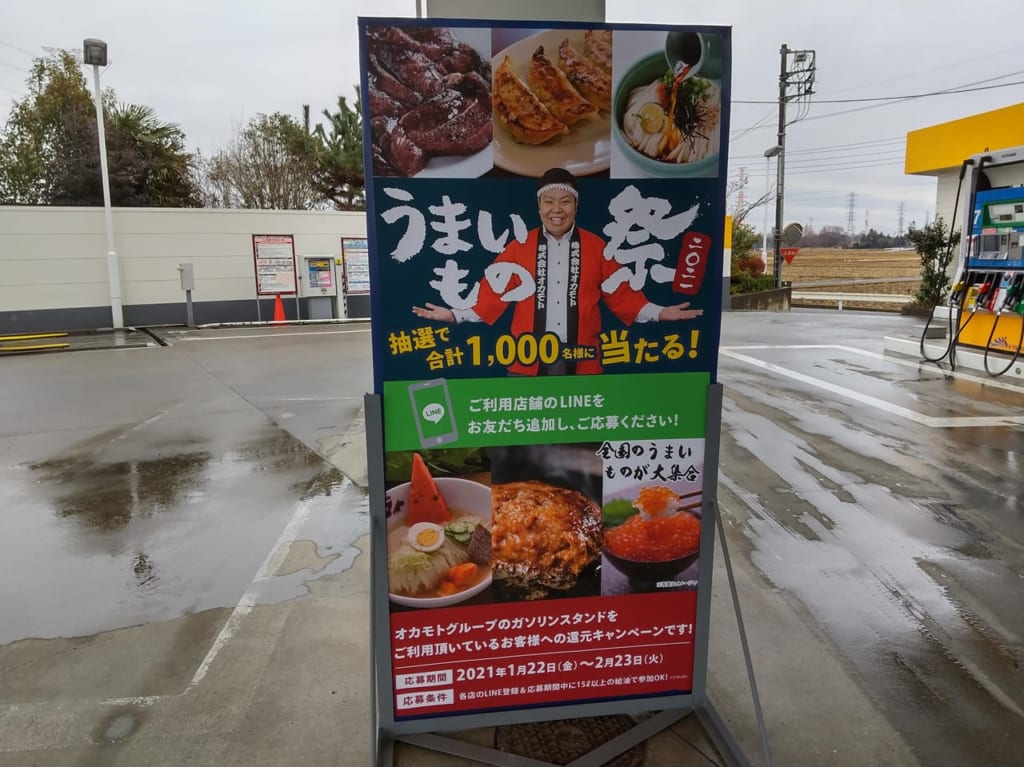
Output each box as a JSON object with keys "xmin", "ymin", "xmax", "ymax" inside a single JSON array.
[{"xmin": 387, "ymin": 183, "xmax": 705, "ymax": 308}]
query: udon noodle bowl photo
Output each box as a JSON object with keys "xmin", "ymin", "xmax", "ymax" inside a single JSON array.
[{"xmin": 621, "ymin": 72, "xmax": 720, "ymax": 165}]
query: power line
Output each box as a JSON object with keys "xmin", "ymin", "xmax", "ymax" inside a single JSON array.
[
  {"xmin": 0, "ymin": 60, "xmax": 30, "ymax": 73},
  {"xmin": 734, "ymin": 76, "xmax": 1024, "ymax": 104},
  {"xmin": 786, "ymin": 138, "xmax": 904, "ymax": 155},
  {"xmin": 825, "ymin": 42, "xmax": 1024, "ymax": 97},
  {"xmin": 782, "ymin": 155, "xmax": 905, "ymax": 171},
  {"xmin": 743, "ymin": 159, "xmax": 908, "ymax": 179},
  {"xmin": 0, "ymin": 39, "xmax": 37, "ymax": 58},
  {"xmin": 786, "ymin": 151, "xmax": 906, "ymax": 166},
  {"xmin": 730, "ymin": 105, "xmax": 776, "ymax": 138},
  {"xmin": 734, "ymin": 155, "xmax": 905, "ymax": 173},
  {"xmin": 730, "ymin": 136, "xmax": 905, "ymax": 161},
  {"xmin": 786, "ymin": 161, "xmax": 906, "ymax": 176},
  {"xmin": 795, "ymin": 70, "xmax": 1024, "ymax": 124},
  {"xmin": 732, "ymin": 146, "xmax": 905, "ymax": 165}
]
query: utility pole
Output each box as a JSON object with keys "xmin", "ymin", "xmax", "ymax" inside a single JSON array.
[{"xmin": 772, "ymin": 44, "xmax": 816, "ymax": 288}]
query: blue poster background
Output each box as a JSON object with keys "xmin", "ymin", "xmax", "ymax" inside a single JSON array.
[
  {"xmin": 359, "ymin": 17, "xmax": 732, "ymax": 390},
  {"xmin": 372, "ymin": 177, "xmax": 723, "ymax": 382}
]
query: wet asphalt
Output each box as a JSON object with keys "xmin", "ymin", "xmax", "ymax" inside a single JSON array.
[{"xmin": 0, "ymin": 314, "xmax": 1022, "ymax": 766}]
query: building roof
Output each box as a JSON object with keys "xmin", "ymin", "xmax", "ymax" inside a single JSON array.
[{"xmin": 904, "ymin": 102, "xmax": 1024, "ymax": 176}]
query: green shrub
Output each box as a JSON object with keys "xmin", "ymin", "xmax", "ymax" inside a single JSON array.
[
  {"xmin": 730, "ymin": 273, "xmax": 776, "ymax": 294},
  {"xmin": 907, "ymin": 217, "xmax": 959, "ymax": 307}
]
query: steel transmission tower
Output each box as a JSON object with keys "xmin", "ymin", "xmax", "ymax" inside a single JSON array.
[
  {"xmin": 846, "ymin": 193, "xmax": 856, "ymax": 236},
  {"xmin": 897, "ymin": 202, "xmax": 905, "ymax": 237}
]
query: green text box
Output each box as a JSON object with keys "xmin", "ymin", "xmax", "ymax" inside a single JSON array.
[{"xmin": 383, "ymin": 372, "xmax": 709, "ymax": 452}]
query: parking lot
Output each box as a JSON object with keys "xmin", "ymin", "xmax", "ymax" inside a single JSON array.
[{"xmin": 1, "ymin": 312, "xmax": 1022, "ymax": 766}]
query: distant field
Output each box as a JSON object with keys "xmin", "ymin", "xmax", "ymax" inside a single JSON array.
[{"xmin": 773, "ymin": 248, "xmax": 922, "ymax": 310}]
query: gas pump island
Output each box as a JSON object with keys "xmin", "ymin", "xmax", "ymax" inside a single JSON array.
[{"xmin": 929, "ymin": 146, "xmax": 1024, "ymax": 376}]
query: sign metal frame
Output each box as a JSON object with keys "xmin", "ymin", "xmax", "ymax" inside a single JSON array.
[{"xmin": 359, "ymin": 15, "xmax": 754, "ymax": 766}]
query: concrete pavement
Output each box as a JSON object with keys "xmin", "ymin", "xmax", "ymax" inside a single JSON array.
[{"xmin": 1, "ymin": 315, "xmax": 1022, "ymax": 766}]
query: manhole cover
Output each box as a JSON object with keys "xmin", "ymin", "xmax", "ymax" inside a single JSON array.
[{"xmin": 494, "ymin": 715, "xmax": 645, "ymax": 766}]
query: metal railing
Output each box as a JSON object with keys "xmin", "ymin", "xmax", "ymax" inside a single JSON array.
[{"xmin": 791, "ymin": 291, "xmax": 913, "ymax": 310}]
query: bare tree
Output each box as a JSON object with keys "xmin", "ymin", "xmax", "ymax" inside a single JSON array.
[
  {"xmin": 204, "ymin": 113, "xmax": 324, "ymax": 209},
  {"xmin": 731, "ymin": 189, "xmax": 774, "ymax": 226}
]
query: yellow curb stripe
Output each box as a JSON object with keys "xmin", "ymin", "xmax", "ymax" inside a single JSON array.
[
  {"xmin": 0, "ymin": 343, "xmax": 71, "ymax": 352},
  {"xmin": 0, "ymin": 332, "xmax": 68, "ymax": 341}
]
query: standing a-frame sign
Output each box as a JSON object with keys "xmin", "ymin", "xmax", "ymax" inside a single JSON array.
[{"xmin": 361, "ymin": 17, "xmax": 747, "ymax": 765}]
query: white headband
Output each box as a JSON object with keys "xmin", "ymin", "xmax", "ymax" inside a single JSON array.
[{"xmin": 537, "ymin": 183, "xmax": 579, "ymax": 199}]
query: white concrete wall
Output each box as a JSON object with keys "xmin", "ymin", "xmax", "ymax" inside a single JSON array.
[
  {"xmin": 0, "ymin": 206, "xmax": 367, "ymax": 314},
  {"xmin": 934, "ymin": 172, "xmax": 960, "ymax": 232}
]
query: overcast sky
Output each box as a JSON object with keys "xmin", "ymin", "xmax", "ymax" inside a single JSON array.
[{"xmin": 2, "ymin": 0, "xmax": 1022, "ymax": 235}]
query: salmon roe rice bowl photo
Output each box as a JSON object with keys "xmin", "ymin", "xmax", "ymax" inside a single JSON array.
[{"xmin": 604, "ymin": 485, "xmax": 701, "ymax": 563}]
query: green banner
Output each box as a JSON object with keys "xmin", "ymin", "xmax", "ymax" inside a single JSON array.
[{"xmin": 383, "ymin": 371, "xmax": 709, "ymax": 451}]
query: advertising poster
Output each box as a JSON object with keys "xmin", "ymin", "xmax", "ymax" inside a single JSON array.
[
  {"xmin": 361, "ymin": 18, "xmax": 730, "ymax": 722},
  {"xmin": 342, "ymin": 237, "xmax": 371, "ymax": 294},
  {"xmin": 252, "ymin": 234, "xmax": 297, "ymax": 295},
  {"xmin": 307, "ymin": 258, "xmax": 334, "ymax": 289}
]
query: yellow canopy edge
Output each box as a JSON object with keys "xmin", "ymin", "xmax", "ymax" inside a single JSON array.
[{"xmin": 905, "ymin": 103, "xmax": 1024, "ymax": 175}]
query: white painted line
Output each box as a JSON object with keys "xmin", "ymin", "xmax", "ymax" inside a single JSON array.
[
  {"xmin": 277, "ymin": 397, "xmax": 355, "ymax": 402},
  {"xmin": 0, "ymin": 476, "xmax": 354, "ymax": 715},
  {"xmin": 179, "ymin": 329, "xmax": 370, "ymax": 342},
  {"xmin": 833, "ymin": 344, "xmax": 1024, "ymax": 396},
  {"xmin": 187, "ymin": 501, "xmax": 312, "ymax": 688},
  {"xmin": 188, "ymin": 474, "xmax": 353, "ymax": 690},
  {"xmin": 723, "ymin": 345, "xmax": 838, "ymax": 350},
  {"xmin": 111, "ymin": 410, "xmax": 169, "ymax": 442},
  {"xmin": 723, "ymin": 343, "xmax": 1024, "ymax": 396},
  {"xmin": 0, "ymin": 695, "xmax": 167, "ymax": 716},
  {"xmin": 720, "ymin": 348, "xmax": 1024, "ymax": 428}
]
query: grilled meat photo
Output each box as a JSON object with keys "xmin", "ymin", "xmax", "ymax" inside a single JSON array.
[
  {"xmin": 366, "ymin": 25, "xmax": 492, "ymax": 177},
  {"xmin": 399, "ymin": 71, "xmax": 492, "ymax": 155}
]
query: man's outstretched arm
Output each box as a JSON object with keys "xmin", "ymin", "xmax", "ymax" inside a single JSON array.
[
  {"xmin": 411, "ymin": 303, "xmax": 455, "ymax": 322},
  {"xmin": 657, "ymin": 302, "xmax": 704, "ymax": 321}
]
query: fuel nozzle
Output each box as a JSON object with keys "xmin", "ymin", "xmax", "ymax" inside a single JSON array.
[
  {"xmin": 1005, "ymin": 276, "xmax": 1024, "ymax": 313},
  {"xmin": 975, "ymin": 278, "xmax": 994, "ymax": 310},
  {"xmin": 950, "ymin": 279, "xmax": 966, "ymax": 304}
]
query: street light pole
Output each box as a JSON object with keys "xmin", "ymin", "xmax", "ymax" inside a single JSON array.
[
  {"xmin": 762, "ymin": 145, "xmax": 781, "ymax": 262},
  {"xmin": 84, "ymin": 38, "xmax": 123, "ymax": 330},
  {"xmin": 761, "ymin": 155, "xmax": 770, "ymax": 259}
]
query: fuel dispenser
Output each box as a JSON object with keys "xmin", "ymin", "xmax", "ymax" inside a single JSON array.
[
  {"xmin": 298, "ymin": 255, "xmax": 343, "ymax": 320},
  {"xmin": 923, "ymin": 146, "xmax": 1024, "ymax": 376}
]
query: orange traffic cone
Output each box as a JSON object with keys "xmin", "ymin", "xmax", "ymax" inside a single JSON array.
[{"xmin": 273, "ymin": 294, "xmax": 286, "ymax": 323}]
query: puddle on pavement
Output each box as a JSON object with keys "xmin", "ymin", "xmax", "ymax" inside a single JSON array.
[
  {"xmin": 231, "ymin": 432, "xmax": 325, "ymax": 474},
  {"xmin": 2, "ymin": 424, "xmax": 367, "ymax": 645},
  {"xmin": 93, "ymin": 708, "xmax": 143, "ymax": 744},
  {"xmin": 30, "ymin": 452, "xmax": 212, "ymax": 530},
  {"xmin": 293, "ymin": 465, "xmax": 348, "ymax": 500}
]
